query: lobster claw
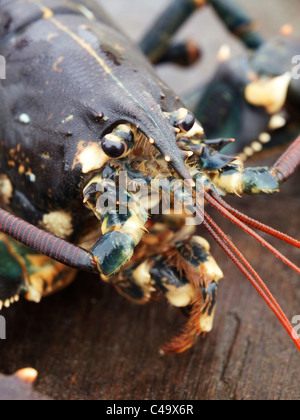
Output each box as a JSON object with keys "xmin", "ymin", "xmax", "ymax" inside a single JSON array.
[{"xmin": 199, "ymin": 146, "xmax": 237, "ymax": 171}]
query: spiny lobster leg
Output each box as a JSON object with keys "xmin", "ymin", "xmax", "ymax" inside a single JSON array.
[
  {"xmin": 92, "ymin": 202, "xmax": 147, "ymax": 278},
  {"xmin": 0, "ymin": 166, "xmax": 149, "ymax": 278},
  {"xmin": 112, "ymin": 226, "xmax": 223, "ymax": 354},
  {"xmin": 191, "ymin": 138, "xmax": 300, "ymax": 277},
  {"xmin": 0, "ymin": 233, "xmax": 77, "ymax": 308}
]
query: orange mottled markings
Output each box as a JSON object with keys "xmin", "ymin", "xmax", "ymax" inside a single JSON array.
[
  {"xmin": 53, "ymin": 56, "xmax": 64, "ymax": 73},
  {"xmin": 18, "ymin": 165, "xmax": 25, "ymax": 175},
  {"xmin": 46, "ymin": 33, "xmax": 59, "ymax": 41}
]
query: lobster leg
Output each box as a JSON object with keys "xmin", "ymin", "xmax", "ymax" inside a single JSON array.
[
  {"xmin": 155, "ymin": 40, "xmax": 201, "ymax": 67},
  {"xmin": 207, "ymin": 135, "xmax": 300, "ymax": 196},
  {"xmin": 156, "ymin": 235, "xmax": 223, "ymax": 354},
  {"xmin": 210, "ymin": 0, "xmax": 264, "ymax": 49},
  {"xmin": 0, "ymin": 164, "xmax": 150, "ymax": 278},
  {"xmin": 0, "ymin": 233, "xmax": 77, "ymax": 308},
  {"xmin": 83, "ymin": 171, "xmax": 148, "ymax": 278},
  {"xmin": 139, "ymin": 0, "xmax": 205, "ymax": 64},
  {"xmin": 140, "ymin": 0, "xmax": 263, "ymax": 66},
  {"xmin": 112, "ymin": 226, "xmax": 223, "ymax": 354}
]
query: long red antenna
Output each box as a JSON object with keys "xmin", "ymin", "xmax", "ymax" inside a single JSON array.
[
  {"xmin": 195, "ymin": 203, "xmax": 286, "ymax": 315},
  {"xmin": 204, "ymin": 192, "xmax": 300, "ymax": 275},
  {"xmin": 0, "ymin": 208, "xmax": 97, "ymax": 273},
  {"xmin": 272, "ymin": 135, "xmax": 300, "ymax": 183},
  {"xmin": 200, "ymin": 209, "xmax": 300, "ymax": 352},
  {"xmin": 209, "ymin": 189, "xmax": 300, "ymax": 248}
]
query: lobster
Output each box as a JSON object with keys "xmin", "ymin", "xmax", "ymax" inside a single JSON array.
[{"xmin": 0, "ymin": 0, "xmax": 299, "ymax": 354}]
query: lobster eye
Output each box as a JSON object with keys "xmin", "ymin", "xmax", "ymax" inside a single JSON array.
[
  {"xmin": 102, "ymin": 137, "xmax": 127, "ymax": 158},
  {"xmin": 165, "ymin": 108, "xmax": 196, "ymax": 133},
  {"xmin": 178, "ymin": 111, "xmax": 195, "ymax": 133},
  {"xmin": 101, "ymin": 124, "xmax": 135, "ymax": 159}
]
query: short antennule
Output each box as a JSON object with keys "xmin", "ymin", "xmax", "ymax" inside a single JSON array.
[
  {"xmin": 151, "ymin": 135, "xmax": 195, "ymax": 184},
  {"xmin": 165, "ymin": 153, "xmax": 195, "ymax": 185},
  {"xmin": 132, "ymin": 105, "xmax": 195, "ymax": 184}
]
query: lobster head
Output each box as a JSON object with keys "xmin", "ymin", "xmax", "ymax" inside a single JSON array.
[{"xmin": 66, "ymin": 20, "xmax": 211, "ymax": 188}]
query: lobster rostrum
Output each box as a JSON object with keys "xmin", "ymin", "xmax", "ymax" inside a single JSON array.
[{"xmin": 0, "ymin": 0, "xmax": 299, "ymax": 354}]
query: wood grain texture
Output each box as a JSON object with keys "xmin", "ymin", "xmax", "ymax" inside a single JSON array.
[{"xmin": 0, "ymin": 152, "xmax": 299, "ymax": 400}]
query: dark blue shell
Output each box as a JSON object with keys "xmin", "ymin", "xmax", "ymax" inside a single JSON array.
[{"xmin": 0, "ymin": 0, "xmax": 191, "ymax": 225}]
